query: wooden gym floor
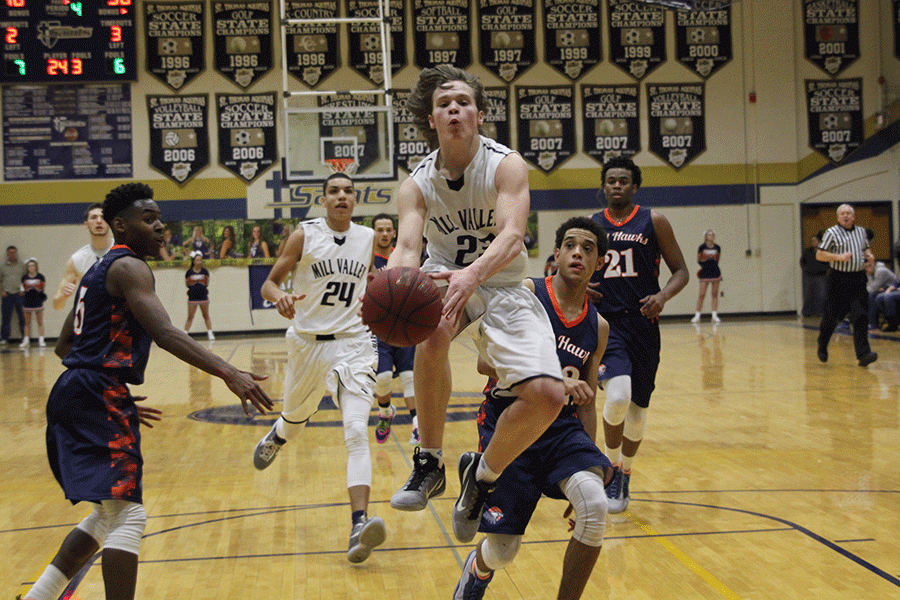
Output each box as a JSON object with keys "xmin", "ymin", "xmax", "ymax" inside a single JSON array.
[{"xmin": 2, "ymin": 316, "xmax": 899, "ymax": 599}]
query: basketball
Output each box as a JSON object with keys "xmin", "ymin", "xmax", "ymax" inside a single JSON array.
[{"xmin": 362, "ymin": 267, "xmax": 442, "ymax": 347}]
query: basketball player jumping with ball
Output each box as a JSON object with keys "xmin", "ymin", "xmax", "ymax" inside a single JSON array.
[{"xmin": 384, "ymin": 65, "xmax": 567, "ymax": 544}]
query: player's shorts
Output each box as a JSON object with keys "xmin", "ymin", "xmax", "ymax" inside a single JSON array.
[
  {"xmin": 376, "ymin": 339, "xmax": 415, "ymax": 374},
  {"xmin": 470, "ymin": 284, "xmax": 562, "ymax": 390},
  {"xmin": 598, "ymin": 315, "xmax": 661, "ymax": 409},
  {"xmin": 45, "ymin": 368, "xmax": 143, "ymax": 505},
  {"xmin": 281, "ymin": 327, "xmax": 377, "ymax": 424},
  {"xmin": 475, "ymin": 398, "xmax": 611, "ymax": 536}
]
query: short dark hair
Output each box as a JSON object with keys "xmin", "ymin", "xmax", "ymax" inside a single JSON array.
[
  {"xmin": 83, "ymin": 202, "xmax": 104, "ymax": 221},
  {"xmin": 407, "ymin": 65, "xmax": 485, "ymax": 150},
  {"xmin": 102, "ymin": 182, "xmax": 154, "ymax": 224},
  {"xmin": 555, "ymin": 216, "xmax": 608, "ymax": 256},
  {"xmin": 601, "ymin": 156, "xmax": 642, "ymax": 188},
  {"xmin": 323, "ymin": 172, "xmax": 354, "ymax": 194},
  {"xmin": 6, "ymin": 245, "xmax": 16, "ymax": 251},
  {"xmin": 371, "ymin": 213, "xmax": 395, "ymax": 228}
]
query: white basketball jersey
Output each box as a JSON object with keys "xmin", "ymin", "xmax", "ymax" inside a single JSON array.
[
  {"xmin": 411, "ymin": 135, "xmax": 526, "ymax": 286},
  {"xmin": 290, "ymin": 218, "xmax": 373, "ymax": 336},
  {"xmin": 72, "ymin": 242, "xmax": 112, "ymax": 278}
]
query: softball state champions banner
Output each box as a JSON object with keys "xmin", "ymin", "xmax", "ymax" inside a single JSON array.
[
  {"xmin": 647, "ymin": 83, "xmax": 706, "ymax": 170},
  {"xmin": 806, "ymin": 78, "xmax": 863, "ymax": 164},
  {"xmin": 413, "ymin": 0, "xmax": 472, "ymax": 70},
  {"xmin": 148, "ymin": 95, "xmax": 210, "ymax": 184}
]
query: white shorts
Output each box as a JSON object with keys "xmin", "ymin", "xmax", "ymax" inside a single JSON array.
[
  {"xmin": 471, "ymin": 285, "xmax": 562, "ymax": 391},
  {"xmin": 281, "ymin": 327, "xmax": 377, "ymax": 424}
]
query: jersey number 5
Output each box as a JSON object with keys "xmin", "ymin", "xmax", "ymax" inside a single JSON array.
[
  {"xmin": 73, "ymin": 286, "xmax": 88, "ymax": 335},
  {"xmin": 603, "ymin": 248, "xmax": 638, "ymax": 278}
]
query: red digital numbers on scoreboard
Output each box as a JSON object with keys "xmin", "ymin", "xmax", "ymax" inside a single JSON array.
[
  {"xmin": 6, "ymin": 0, "xmax": 26, "ymax": 8},
  {"xmin": 110, "ymin": 26, "xmax": 122, "ymax": 43},
  {"xmin": 5, "ymin": 27, "xmax": 16, "ymax": 44},
  {"xmin": 47, "ymin": 58, "xmax": 83, "ymax": 76}
]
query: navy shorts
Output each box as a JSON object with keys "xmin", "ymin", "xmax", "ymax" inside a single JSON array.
[
  {"xmin": 46, "ymin": 369, "xmax": 143, "ymax": 505},
  {"xmin": 476, "ymin": 399, "xmax": 611, "ymax": 536},
  {"xmin": 376, "ymin": 339, "xmax": 415, "ymax": 374},
  {"xmin": 598, "ymin": 315, "xmax": 661, "ymax": 409}
]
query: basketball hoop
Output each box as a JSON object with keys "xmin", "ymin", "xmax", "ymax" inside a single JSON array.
[{"xmin": 325, "ymin": 158, "xmax": 357, "ymax": 175}]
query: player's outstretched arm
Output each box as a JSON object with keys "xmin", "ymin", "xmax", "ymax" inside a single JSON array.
[
  {"xmin": 388, "ymin": 177, "xmax": 427, "ymax": 270},
  {"xmin": 261, "ymin": 228, "xmax": 306, "ymax": 320},
  {"xmin": 109, "ymin": 257, "xmax": 274, "ymax": 416},
  {"xmin": 639, "ymin": 212, "xmax": 689, "ymax": 319},
  {"xmin": 52, "ymin": 258, "xmax": 80, "ymax": 310}
]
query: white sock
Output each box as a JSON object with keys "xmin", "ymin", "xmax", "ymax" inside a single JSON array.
[
  {"xmin": 25, "ymin": 564, "xmax": 69, "ymax": 600},
  {"xmin": 412, "ymin": 415, "xmax": 418, "ymax": 429},
  {"xmin": 476, "ymin": 455, "xmax": 501, "ymax": 484},
  {"xmin": 421, "ymin": 447, "xmax": 443, "ymax": 468},
  {"xmin": 378, "ymin": 404, "xmax": 393, "ymax": 418}
]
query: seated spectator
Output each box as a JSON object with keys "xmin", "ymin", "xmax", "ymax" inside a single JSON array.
[
  {"xmin": 876, "ymin": 284, "xmax": 900, "ymax": 331},
  {"xmin": 865, "ymin": 260, "xmax": 897, "ymax": 330}
]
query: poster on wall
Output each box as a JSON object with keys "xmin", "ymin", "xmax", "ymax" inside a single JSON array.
[
  {"xmin": 646, "ymin": 83, "xmax": 706, "ymax": 170},
  {"xmin": 543, "ymin": 0, "xmax": 601, "ymax": 81},
  {"xmin": 413, "ymin": 0, "xmax": 472, "ymax": 70},
  {"xmin": 479, "ymin": 0, "xmax": 537, "ymax": 83},
  {"xmin": 516, "ymin": 86, "xmax": 576, "ymax": 173},
  {"xmin": 608, "ymin": 0, "xmax": 666, "ymax": 80},
  {"xmin": 581, "ymin": 84, "xmax": 639, "ymax": 167},
  {"xmin": 392, "ymin": 89, "xmax": 430, "ymax": 173},
  {"xmin": 216, "ymin": 92, "xmax": 277, "ymax": 182},
  {"xmin": 147, "ymin": 95, "xmax": 210, "ymax": 184},
  {"xmin": 674, "ymin": 1, "xmax": 732, "ymax": 79},
  {"xmin": 318, "ymin": 93, "xmax": 382, "ymax": 173},
  {"xmin": 803, "ymin": 0, "xmax": 859, "ymax": 76},
  {"xmin": 3, "ymin": 85, "xmax": 132, "ymax": 181},
  {"xmin": 806, "ymin": 78, "xmax": 863, "ymax": 164},
  {"xmin": 145, "ymin": 2, "xmax": 206, "ymax": 91},
  {"xmin": 349, "ymin": 0, "xmax": 407, "ymax": 85},
  {"xmin": 483, "ymin": 87, "xmax": 511, "ymax": 148},
  {"xmin": 284, "ymin": 0, "xmax": 340, "ymax": 87},
  {"xmin": 212, "ymin": 1, "xmax": 274, "ymax": 89}
]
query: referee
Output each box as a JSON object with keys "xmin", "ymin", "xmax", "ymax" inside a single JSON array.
[{"xmin": 816, "ymin": 204, "xmax": 877, "ymax": 366}]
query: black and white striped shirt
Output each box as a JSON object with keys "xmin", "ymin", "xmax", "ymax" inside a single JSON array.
[{"xmin": 819, "ymin": 224, "xmax": 869, "ymax": 272}]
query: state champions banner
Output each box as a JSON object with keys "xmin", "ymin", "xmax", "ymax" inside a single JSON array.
[
  {"xmin": 516, "ymin": 85, "xmax": 576, "ymax": 173},
  {"xmin": 806, "ymin": 78, "xmax": 863, "ymax": 164},
  {"xmin": 147, "ymin": 94, "xmax": 210, "ymax": 184},
  {"xmin": 213, "ymin": 1, "xmax": 274, "ymax": 89},
  {"xmin": 216, "ymin": 92, "xmax": 278, "ymax": 182},
  {"xmin": 646, "ymin": 83, "xmax": 706, "ymax": 170},
  {"xmin": 803, "ymin": 0, "xmax": 859, "ymax": 76}
]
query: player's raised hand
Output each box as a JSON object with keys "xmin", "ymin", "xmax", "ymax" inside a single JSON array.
[{"xmin": 275, "ymin": 293, "xmax": 305, "ymax": 320}]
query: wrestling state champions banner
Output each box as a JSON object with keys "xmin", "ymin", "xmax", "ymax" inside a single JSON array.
[
  {"xmin": 413, "ymin": 0, "xmax": 472, "ymax": 70},
  {"xmin": 212, "ymin": 1, "xmax": 274, "ymax": 89},
  {"xmin": 806, "ymin": 78, "xmax": 863, "ymax": 164},
  {"xmin": 147, "ymin": 95, "xmax": 210, "ymax": 184},
  {"xmin": 803, "ymin": 0, "xmax": 859, "ymax": 76},
  {"xmin": 543, "ymin": 0, "xmax": 601, "ymax": 81},
  {"xmin": 216, "ymin": 93, "xmax": 277, "ymax": 182},
  {"xmin": 516, "ymin": 86, "xmax": 576, "ymax": 173},
  {"xmin": 478, "ymin": 0, "xmax": 537, "ymax": 83},
  {"xmin": 318, "ymin": 93, "xmax": 382, "ymax": 173},
  {"xmin": 582, "ymin": 84, "xmax": 640, "ymax": 166},
  {"xmin": 145, "ymin": 2, "xmax": 206, "ymax": 91},
  {"xmin": 674, "ymin": 0, "xmax": 732, "ymax": 79},
  {"xmin": 646, "ymin": 83, "xmax": 706, "ymax": 170}
]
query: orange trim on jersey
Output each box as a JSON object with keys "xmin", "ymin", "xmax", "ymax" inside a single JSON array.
[
  {"xmin": 110, "ymin": 244, "xmax": 131, "ymax": 251},
  {"xmin": 543, "ymin": 275, "xmax": 588, "ymax": 328},
  {"xmin": 374, "ymin": 251, "xmax": 391, "ymax": 261},
  {"xmin": 604, "ymin": 205, "xmax": 640, "ymax": 227}
]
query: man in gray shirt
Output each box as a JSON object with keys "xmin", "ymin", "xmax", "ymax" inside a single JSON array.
[
  {"xmin": 1, "ymin": 245, "xmax": 27, "ymax": 344},
  {"xmin": 866, "ymin": 260, "xmax": 898, "ymax": 330}
]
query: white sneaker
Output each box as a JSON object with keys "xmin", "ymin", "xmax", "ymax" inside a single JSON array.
[
  {"xmin": 207, "ymin": 330, "xmax": 215, "ymax": 340},
  {"xmin": 38, "ymin": 337, "xmax": 46, "ymax": 347},
  {"xmin": 690, "ymin": 314, "xmax": 700, "ymax": 324},
  {"xmin": 711, "ymin": 314, "xmax": 721, "ymax": 324},
  {"xmin": 18, "ymin": 337, "xmax": 29, "ymax": 348}
]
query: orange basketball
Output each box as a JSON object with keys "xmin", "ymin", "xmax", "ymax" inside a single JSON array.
[{"xmin": 362, "ymin": 267, "xmax": 442, "ymax": 347}]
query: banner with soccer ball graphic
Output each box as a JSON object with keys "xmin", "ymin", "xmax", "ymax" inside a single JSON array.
[
  {"xmin": 608, "ymin": 0, "xmax": 666, "ymax": 81},
  {"xmin": 217, "ymin": 93, "xmax": 278, "ymax": 183},
  {"xmin": 413, "ymin": 0, "xmax": 472, "ymax": 70},
  {"xmin": 148, "ymin": 95, "xmax": 210, "ymax": 185},
  {"xmin": 144, "ymin": 2, "xmax": 206, "ymax": 91},
  {"xmin": 543, "ymin": 0, "xmax": 601, "ymax": 81},
  {"xmin": 348, "ymin": 0, "xmax": 407, "ymax": 86},
  {"xmin": 516, "ymin": 85, "xmax": 576, "ymax": 174},
  {"xmin": 284, "ymin": 0, "xmax": 340, "ymax": 87},
  {"xmin": 581, "ymin": 84, "xmax": 640, "ymax": 167},
  {"xmin": 212, "ymin": 1, "xmax": 274, "ymax": 89},
  {"xmin": 674, "ymin": 0, "xmax": 732, "ymax": 79},
  {"xmin": 646, "ymin": 83, "xmax": 706, "ymax": 170},
  {"xmin": 806, "ymin": 78, "xmax": 863, "ymax": 164},
  {"xmin": 803, "ymin": 0, "xmax": 859, "ymax": 77},
  {"xmin": 392, "ymin": 90, "xmax": 429, "ymax": 174}
]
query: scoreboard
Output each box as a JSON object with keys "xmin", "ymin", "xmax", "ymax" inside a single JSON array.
[{"xmin": 1, "ymin": 0, "xmax": 136, "ymax": 83}]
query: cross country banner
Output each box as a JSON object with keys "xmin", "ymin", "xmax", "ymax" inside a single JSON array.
[
  {"xmin": 318, "ymin": 93, "xmax": 382, "ymax": 173},
  {"xmin": 806, "ymin": 78, "xmax": 863, "ymax": 164},
  {"xmin": 608, "ymin": 0, "xmax": 666, "ymax": 81},
  {"xmin": 217, "ymin": 92, "xmax": 277, "ymax": 182},
  {"xmin": 516, "ymin": 85, "xmax": 576, "ymax": 173},
  {"xmin": 674, "ymin": 0, "xmax": 732, "ymax": 79},
  {"xmin": 284, "ymin": 0, "xmax": 340, "ymax": 87},
  {"xmin": 147, "ymin": 95, "xmax": 210, "ymax": 184},
  {"xmin": 543, "ymin": 0, "xmax": 601, "ymax": 81},
  {"xmin": 212, "ymin": 1, "xmax": 274, "ymax": 89},
  {"xmin": 646, "ymin": 83, "xmax": 706, "ymax": 170},
  {"xmin": 483, "ymin": 87, "xmax": 512, "ymax": 148},
  {"xmin": 804, "ymin": 0, "xmax": 859, "ymax": 76},
  {"xmin": 144, "ymin": 2, "xmax": 206, "ymax": 91},
  {"xmin": 581, "ymin": 84, "xmax": 640, "ymax": 167},
  {"xmin": 479, "ymin": 0, "xmax": 537, "ymax": 83},
  {"xmin": 413, "ymin": 0, "xmax": 472, "ymax": 70},
  {"xmin": 348, "ymin": 0, "xmax": 407, "ymax": 85},
  {"xmin": 392, "ymin": 89, "xmax": 430, "ymax": 174}
]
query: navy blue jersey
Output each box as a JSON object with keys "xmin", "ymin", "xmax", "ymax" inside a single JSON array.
[
  {"xmin": 697, "ymin": 243, "xmax": 721, "ymax": 280},
  {"xmin": 590, "ymin": 206, "xmax": 661, "ymax": 315},
  {"xmin": 374, "ymin": 251, "xmax": 390, "ymax": 271},
  {"xmin": 63, "ymin": 245, "xmax": 154, "ymax": 385},
  {"xmin": 185, "ymin": 267, "xmax": 210, "ymax": 302}
]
